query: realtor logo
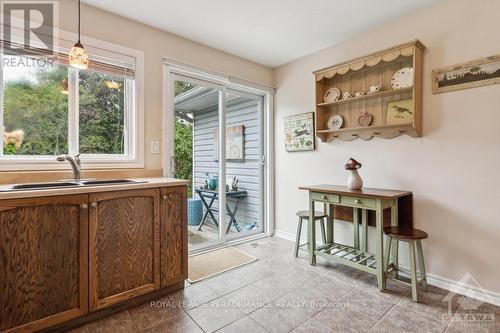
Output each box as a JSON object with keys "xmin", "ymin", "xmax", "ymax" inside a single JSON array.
[
  {"xmin": 1, "ymin": 1, "xmax": 58, "ymax": 54},
  {"xmin": 442, "ymin": 273, "xmax": 496, "ymax": 329}
]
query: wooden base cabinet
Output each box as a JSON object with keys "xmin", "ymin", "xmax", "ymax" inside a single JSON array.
[
  {"xmin": 0, "ymin": 195, "xmax": 89, "ymax": 333},
  {"xmin": 160, "ymin": 186, "xmax": 188, "ymax": 287},
  {"xmin": 88, "ymin": 189, "xmax": 161, "ymax": 311},
  {"xmin": 0, "ymin": 184, "xmax": 188, "ymax": 333}
]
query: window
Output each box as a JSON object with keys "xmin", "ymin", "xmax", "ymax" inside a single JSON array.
[
  {"xmin": 79, "ymin": 70, "xmax": 126, "ymax": 154},
  {"xmin": 2, "ymin": 56, "xmax": 69, "ymax": 156},
  {"xmin": 0, "ymin": 44, "xmax": 141, "ymax": 169}
]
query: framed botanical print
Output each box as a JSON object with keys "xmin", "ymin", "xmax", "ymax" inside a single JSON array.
[{"xmin": 284, "ymin": 112, "xmax": 315, "ymax": 152}]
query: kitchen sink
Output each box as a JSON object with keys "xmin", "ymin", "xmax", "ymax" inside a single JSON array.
[
  {"xmin": 0, "ymin": 179, "xmax": 147, "ymax": 192},
  {"xmin": 78, "ymin": 179, "xmax": 146, "ymax": 186},
  {"xmin": 7, "ymin": 182, "xmax": 80, "ymax": 191}
]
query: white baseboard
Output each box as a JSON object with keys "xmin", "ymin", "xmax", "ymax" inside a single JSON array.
[{"xmin": 274, "ymin": 229, "xmax": 500, "ymax": 307}]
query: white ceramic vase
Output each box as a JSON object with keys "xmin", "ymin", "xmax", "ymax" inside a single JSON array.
[{"xmin": 347, "ymin": 169, "xmax": 363, "ymax": 190}]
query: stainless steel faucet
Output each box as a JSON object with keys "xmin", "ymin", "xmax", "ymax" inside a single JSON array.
[{"xmin": 56, "ymin": 151, "xmax": 85, "ymax": 180}]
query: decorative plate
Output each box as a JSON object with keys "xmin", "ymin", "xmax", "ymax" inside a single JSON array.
[
  {"xmin": 327, "ymin": 114, "xmax": 343, "ymax": 130},
  {"xmin": 323, "ymin": 88, "xmax": 341, "ymax": 103},
  {"xmin": 358, "ymin": 111, "xmax": 373, "ymax": 127},
  {"xmin": 391, "ymin": 67, "xmax": 414, "ymax": 89}
]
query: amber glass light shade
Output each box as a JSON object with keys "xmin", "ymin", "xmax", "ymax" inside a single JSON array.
[{"xmin": 69, "ymin": 42, "xmax": 89, "ymax": 69}]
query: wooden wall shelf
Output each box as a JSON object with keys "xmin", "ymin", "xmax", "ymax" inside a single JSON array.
[
  {"xmin": 317, "ymin": 87, "xmax": 413, "ymax": 108},
  {"xmin": 313, "ymin": 40, "xmax": 424, "ymax": 142}
]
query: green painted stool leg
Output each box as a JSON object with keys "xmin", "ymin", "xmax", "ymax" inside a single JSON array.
[
  {"xmin": 320, "ymin": 218, "xmax": 327, "ymax": 244},
  {"xmin": 394, "ymin": 239, "xmax": 399, "ymax": 278},
  {"xmin": 384, "ymin": 236, "xmax": 392, "ymax": 278},
  {"xmin": 409, "ymin": 241, "xmax": 419, "ymax": 302},
  {"xmin": 294, "ymin": 217, "xmax": 303, "ymax": 258},
  {"xmin": 416, "ymin": 240, "xmax": 428, "ymax": 291}
]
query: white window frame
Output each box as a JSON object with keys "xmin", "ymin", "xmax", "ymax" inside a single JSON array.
[{"xmin": 0, "ymin": 18, "xmax": 144, "ymax": 171}]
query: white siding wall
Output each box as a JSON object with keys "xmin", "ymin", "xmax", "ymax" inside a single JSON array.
[{"xmin": 193, "ymin": 100, "xmax": 262, "ymax": 231}]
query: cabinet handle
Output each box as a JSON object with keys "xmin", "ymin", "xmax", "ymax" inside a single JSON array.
[
  {"xmin": 90, "ymin": 202, "xmax": 97, "ymax": 208},
  {"xmin": 354, "ymin": 199, "xmax": 361, "ymax": 205},
  {"xmin": 322, "ymin": 195, "xmax": 328, "ymax": 200},
  {"xmin": 81, "ymin": 203, "xmax": 88, "ymax": 209},
  {"xmin": 162, "ymin": 195, "xmax": 167, "ymax": 200}
]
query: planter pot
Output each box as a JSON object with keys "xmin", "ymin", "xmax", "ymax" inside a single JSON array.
[{"xmin": 188, "ymin": 198, "xmax": 203, "ymax": 226}]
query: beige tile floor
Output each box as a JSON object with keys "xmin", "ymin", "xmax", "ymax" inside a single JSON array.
[{"xmin": 71, "ymin": 237, "xmax": 500, "ymax": 333}]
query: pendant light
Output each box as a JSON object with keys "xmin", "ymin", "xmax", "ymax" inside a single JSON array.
[
  {"xmin": 69, "ymin": 0, "xmax": 89, "ymax": 69},
  {"xmin": 60, "ymin": 79, "xmax": 69, "ymax": 94}
]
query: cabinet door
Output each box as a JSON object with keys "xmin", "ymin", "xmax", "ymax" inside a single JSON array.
[
  {"xmin": 160, "ymin": 186, "xmax": 188, "ymax": 287},
  {"xmin": 89, "ymin": 189, "xmax": 160, "ymax": 310},
  {"xmin": 0, "ymin": 194, "xmax": 89, "ymax": 332}
]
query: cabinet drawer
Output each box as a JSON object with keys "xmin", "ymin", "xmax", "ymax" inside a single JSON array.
[
  {"xmin": 339, "ymin": 196, "xmax": 376, "ymax": 209},
  {"xmin": 311, "ymin": 192, "xmax": 339, "ymax": 203}
]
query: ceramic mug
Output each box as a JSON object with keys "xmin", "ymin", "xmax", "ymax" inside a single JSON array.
[
  {"xmin": 355, "ymin": 91, "xmax": 365, "ymax": 97},
  {"xmin": 342, "ymin": 92, "xmax": 354, "ymax": 99},
  {"xmin": 369, "ymin": 85, "xmax": 381, "ymax": 93}
]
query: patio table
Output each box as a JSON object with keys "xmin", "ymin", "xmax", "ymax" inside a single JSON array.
[{"xmin": 195, "ymin": 188, "xmax": 248, "ymax": 234}]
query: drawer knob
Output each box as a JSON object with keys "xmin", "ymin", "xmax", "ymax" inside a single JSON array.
[
  {"xmin": 322, "ymin": 195, "xmax": 328, "ymax": 200},
  {"xmin": 90, "ymin": 202, "xmax": 97, "ymax": 208},
  {"xmin": 81, "ymin": 204, "xmax": 88, "ymax": 210},
  {"xmin": 354, "ymin": 199, "xmax": 361, "ymax": 204},
  {"xmin": 162, "ymin": 195, "xmax": 167, "ymax": 200}
]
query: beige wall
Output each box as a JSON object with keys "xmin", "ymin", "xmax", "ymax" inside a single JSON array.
[
  {"xmin": 0, "ymin": 1, "xmax": 273, "ymax": 183},
  {"xmin": 274, "ymin": 0, "xmax": 500, "ymax": 296}
]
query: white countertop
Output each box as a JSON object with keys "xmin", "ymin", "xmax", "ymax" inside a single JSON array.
[{"xmin": 0, "ymin": 177, "xmax": 190, "ymax": 200}]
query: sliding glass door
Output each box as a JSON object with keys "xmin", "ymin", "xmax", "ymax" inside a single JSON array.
[
  {"xmin": 224, "ymin": 89, "xmax": 264, "ymax": 241},
  {"xmin": 169, "ymin": 73, "xmax": 265, "ymax": 252}
]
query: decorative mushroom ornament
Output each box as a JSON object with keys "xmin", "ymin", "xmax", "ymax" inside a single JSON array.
[{"xmin": 345, "ymin": 158, "xmax": 363, "ymax": 190}]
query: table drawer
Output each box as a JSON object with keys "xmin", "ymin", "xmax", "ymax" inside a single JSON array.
[
  {"xmin": 340, "ymin": 196, "xmax": 376, "ymax": 209},
  {"xmin": 311, "ymin": 192, "xmax": 340, "ymax": 203}
]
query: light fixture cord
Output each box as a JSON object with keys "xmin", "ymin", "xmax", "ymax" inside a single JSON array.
[{"xmin": 77, "ymin": 0, "xmax": 81, "ymax": 43}]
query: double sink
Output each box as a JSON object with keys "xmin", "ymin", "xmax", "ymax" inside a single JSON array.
[{"xmin": 1, "ymin": 179, "xmax": 146, "ymax": 192}]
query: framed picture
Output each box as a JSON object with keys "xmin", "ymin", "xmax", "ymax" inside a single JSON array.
[
  {"xmin": 386, "ymin": 99, "xmax": 414, "ymax": 125},
  {"xmin": 284, "ymin": 112, "xmax": 315, "ymax": 152},
  {"xmin": 214, "ymin": 125, "xmax": 245, "ymax": 161},
  {"xmin": 432, "ymin": 54, "xmax": 500, "ymax": 94}
]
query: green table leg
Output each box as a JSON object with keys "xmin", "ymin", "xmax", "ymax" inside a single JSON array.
[
  {"xmin": 375, "ymin": 199, "xmax": 385, "ymax": 290},
  {"xmin": 353, "ymin": 208, "xmax": 360, "ymax": 249},
  {"xmin": 361, "ymin": 209, "xmax": 368, "ymax": 252},
  {"xmin": 309, "ymin": 194, "xmax": 316, "ymax": 265},
  {"xmin": 327, "ymin": 203, "xmax": 334, "ymax": 244},
  {"xmin": 391, "ymin": 200, "xmax": 399, "ymax": 279}
]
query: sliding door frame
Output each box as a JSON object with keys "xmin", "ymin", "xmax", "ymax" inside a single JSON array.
[{"xmin": 162, "ymin": 59, "xmax": 275, "ymax": 253}]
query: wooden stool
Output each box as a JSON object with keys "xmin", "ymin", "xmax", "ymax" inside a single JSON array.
[
  {"xmin": 383, "ymin": 226, "xmax": 428, "ymax": 302},
  {"xmin": 294, "ymin": 210, "xmax": 328, "ymax": 258}
]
